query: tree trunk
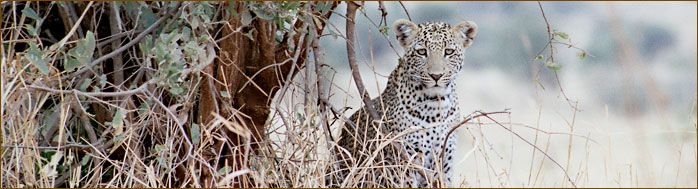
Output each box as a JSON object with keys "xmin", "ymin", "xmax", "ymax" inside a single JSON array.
[{"xmin": 197, "ymin": 2, "xmax": 336, "ymax": 187}]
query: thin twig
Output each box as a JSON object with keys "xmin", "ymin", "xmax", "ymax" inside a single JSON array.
[
  {"xmin": 484, "ymin": 112, "xmax": 578, "ymax": 188},
  {"xmin": 27, "ymin": 79, "xmax": 154, "ymax": 97},
  {"xmin": 273, "ymin": 23, "xmax": 309, "ymax": 133},
  {"xmin": 312, "ymin": 25, "xmax": 347, "ymax": 187},
  {"xmin": 95, "ymin": 29, "xmax": 142, "ymax": 49},
  {"xmin": 538, "ymin": 1, "xmax": 554, "ymax": 65},
  {"xmin": 160, "ymin": 1, "xmax": 186, "ymax": 36},
  {"xmin": 398, "ymin": 1, "xmax": 412, "ymax": 22},
  {"xmin": 311, "ymin": 23, "xmax": 335, "ymax": 154},
  {"xmin": 53, "ymin": 1, "xmax": 93, "ymax": 51},
  {"xmin": 1, "ymin": 143, "xmax": 92, "ymax": 150},
  {"xmin": 537, "ymin": 1, "xmax": 577, "ymax": 108},
  {"xmin": 146, "ymin": 89, "xmax": 194, "ymax": 169},
  {"xmin": 563, "ymin": 101, "xmax": 579, "ymax": 187},
  {"xmin": 439, "ymin": 110, "xmax": 511, "ymax": 171},
  {"xmin": 5, "ymin": 2, "xmax": 29, "ymax": 63},
  {"xmin": 358, "ymin": 6, "xmax": 401, "ymax": 57},
  {"xmin": 377, "ymin": 1, "xmax": 388, "ymax": 26},
  {"xmin": 2, "ymin": 139, "xmax": 114, "ymax": 151},
  {"xmin": 551, "ymin": 41, "xmax": 595, "ymax": 58}
]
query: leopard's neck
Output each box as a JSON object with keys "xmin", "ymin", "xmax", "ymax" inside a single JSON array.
[{"xmin": 382, "ymin": 64, "xmax": 460, "ymax": 126}]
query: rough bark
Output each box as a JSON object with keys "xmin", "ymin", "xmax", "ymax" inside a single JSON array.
[{"xmin": 198, "ymin": 2, "xmax": 337, "ymax": 187}]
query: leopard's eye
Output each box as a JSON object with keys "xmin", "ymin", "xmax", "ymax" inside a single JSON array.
[
  {"xmin": 444, "ymin": 49, "xmax": 454, "ymax": 56},
  {"xmin": 416, "ymin": 49, "xmax": 427, "ymax": 56}
]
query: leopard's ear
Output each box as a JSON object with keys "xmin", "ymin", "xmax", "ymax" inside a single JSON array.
[
  {"xmin": 393, "ymin": 19, "xmax": 419, "ymax": 48},
  {"xmin": 451, "ymin": 20, "xmax": 478, "ymax": 49}
]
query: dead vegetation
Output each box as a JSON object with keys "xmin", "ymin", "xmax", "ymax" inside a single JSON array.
[{"xmin": 2, "ymin": 1, "xmax": 695, "ymax": 188}]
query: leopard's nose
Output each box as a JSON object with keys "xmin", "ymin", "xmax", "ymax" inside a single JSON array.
[{"xmin": 429, "ymin": 73, "xmax": 443, "ymax": 81}]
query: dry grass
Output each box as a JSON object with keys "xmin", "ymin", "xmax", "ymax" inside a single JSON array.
[{"xmin": 2, "ymin": 1, "xmax": 696, "ymax": 188}]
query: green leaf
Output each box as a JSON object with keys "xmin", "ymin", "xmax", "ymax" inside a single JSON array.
[
  {"xmin": 122, "ymin": 2, "xmax": 140, "ymax": 21},
  {"xmin": 316, "ymin": 1, "xmax": 332, "ymax": 15},
  {"xmin": 66, "ymin": 31, "xmax": 96, "ymax": 71},
  {"xmin": 155, "ymin": 144, "xmax": 168, "ymax": 152},
  {"xmin": 99, "ymin": 74, "xmax": 107, "ymax": 88},
  {"xmin": 25, "ymin": 43, "xmax": 49, "ymax": 75},
  {"xmin": 190, "ymin": 16, "xmax": 200, "ymax": 29},
  {"xmin": 139, "ymin": 6, "xmax": 156, "ymax": 28},
  {"xmin": 379, "ymin": 26, "xmax": 390, "ymax": 36},
  {"xmin": 181, "ymin": 27, "xmax": 191, "ymax": 41},
  {"xmin": 79, "ymin": 78, "xmax": 92, "ymax": 91},
  {"xmin": 25, "ymin": 24, "xmax": 38, "ymax": 36},
  {"xmin": 220, "ymin": 91, "xmax": 231, "ymax": 98},
  {"xmin": 576, "ymin": 52, "xmax": 586, "ymax": 60},
  {"xmin": 190, "ymin": 123, "xmax": 200, "ymax": 145},
  {"xmin": 216, "ymin": 166, "xmax": 232, "ymax": 177},
  {"xmin": 157, "ymin": 157, "xmax": 167, "ymax": 169},
  {"xmin": 226, "ymin": 5, "xmax": 239, "ymax": 19},
  {"xmin": 241, "ymin": 9, "xmax": 254, "ymax": 26},
  {"xmin": 22, "ymin": 7, "xmax": 41, "ymax": 21},
  {"xmin": 168, "ymin": 86, "xmax": 184, "ymax": 96},
  {"xmin": 328, "ymin": 29, "xmax": 338, "ymax": 40},
  {"xmin": 535, "ymin": 55, "xmax": 543, "ymax": 60},
  {"xmin": 554, "ymin": 31, "xmax": 568, "ymax": 39},
  {"xmin": 41, "ymin": 105, "xmax": 61, "ymax": 137},
  {"xmin": 80, "ymin": 155, "xmax": 91, "ymax": 166},
  {"xmin": 139, "ymin": 35, "xmax": 153, "ymax": 55},
  {"xmin": 111, "ymin": 108, "xmax": 125, "ymax": 135},
  {"xmin": 138, "ymin": 99, "xmax": 152, "ymax": 119},
  {"xmin": 545, "ymin": 61, "xmax": 562, "ymax": 71},
  {"xmin": 251, "ymin": 6, "xmax": 274, "ymax": 21},
  {"xmin": 65, "ymin": 57, "xmax": 81, "ymax": 72},
  {"xmin": 244, "ymin": 28, "xmax": 256, "ymax": 41}
]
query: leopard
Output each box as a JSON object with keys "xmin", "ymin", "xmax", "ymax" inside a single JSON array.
[{"xmin": 328, "ymin": 19, "xmax": 478, "ymax": 188}]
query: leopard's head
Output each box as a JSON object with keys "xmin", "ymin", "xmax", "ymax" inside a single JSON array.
[{"xmin": 393, "ymin": 19, "xmax": 477, "ymax": 90}]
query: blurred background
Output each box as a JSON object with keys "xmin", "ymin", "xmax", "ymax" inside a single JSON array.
[{"xmin": 276, "ymin": 1, "xmax": 696, "ymax": 187}]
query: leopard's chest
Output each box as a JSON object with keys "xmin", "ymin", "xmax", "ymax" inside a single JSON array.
[{"xmin": 384, "ymin": 88, "xmax": 460, "ymax": 148}]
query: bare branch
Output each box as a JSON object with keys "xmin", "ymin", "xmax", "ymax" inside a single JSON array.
[
  {"xmin": 273, "ymin": 23, "xmax": 309, "ymax": 131},
  {"xmin": 95, "ymin": 29, "xmax": 143, "ymax": 49},
  {"xmin": 27, "ymin": 78, "xmax": 154, "ymax": 97},
  {"xmin": 108, "ymin": 1, "xmax": 125, "ymax": 86},
  {"xmin": 398, "ymin": 1, "xmax": 413, "ymax": 22},
  {"xmin": 345, "ymin": 2, "xmax": 380, "ymax": 123},
  {"xmin": 311, "ymin": 24, "xmax": 339, "ymax": 187},
  {"xmin": 377, "ymin": 1, "xmax": 388, "ymax": 26},
  {"xmin": 439, "ymin": 110, "xmax": 511, "ymax": 173},
  {"xmin": 442, "ymin": 109, "xmax": 579, "ymax": 188}
]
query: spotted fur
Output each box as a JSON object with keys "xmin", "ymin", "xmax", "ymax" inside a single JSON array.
[{"xmin": 332, "ymin": 19, "xmax": 477, "ymax": 188}]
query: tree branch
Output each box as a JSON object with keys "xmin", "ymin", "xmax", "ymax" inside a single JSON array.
[
  {"xmin": 398, "ymin": 1, "xmax": 412, "ymax": 22},
  {"xmin": 27, "ymin": 78, "xmax": 154, "ymax": 97},
  {"xmin": 537, "ymin": 1, "xmax": 576, "ymax": 108},
  {"xmin": 345, "ymin": 2, "xmax": 380, "ymax": 123},
  {"xmin": 109, "ymin": 1, "xmax": 125, "ymax": 87}
]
